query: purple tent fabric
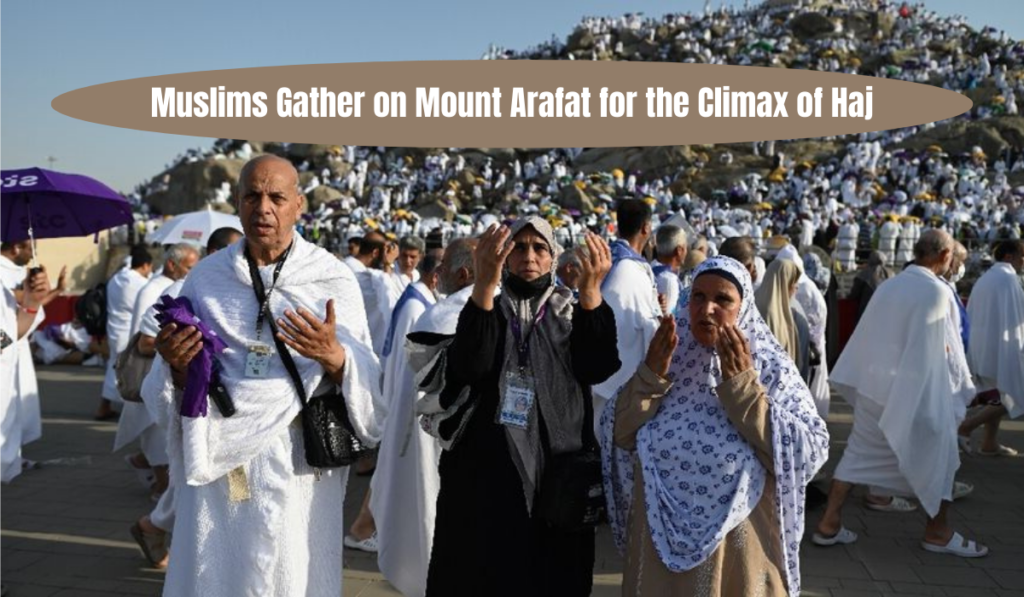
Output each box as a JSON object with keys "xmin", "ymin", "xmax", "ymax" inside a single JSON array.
[
  {"xmin": 153, "ymin": 295, "xmax": 228, "ymax": 418},
  {"xmin": 0, "ymin": 167, "xmax": 133, "ymax": 242}
]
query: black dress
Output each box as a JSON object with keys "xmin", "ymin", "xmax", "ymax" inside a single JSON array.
[{"xmin": 425, "ymin": 297, "xmax": 620, "ymax": 597}]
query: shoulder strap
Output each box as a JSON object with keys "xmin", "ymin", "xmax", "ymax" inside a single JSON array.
[
  {"xmin": 268, "ymin": 315, "xmax": 309, "ymax": 408},
  {"xmin": 245, "ymin": 247, "xmax": 308, "ymax": 407}
]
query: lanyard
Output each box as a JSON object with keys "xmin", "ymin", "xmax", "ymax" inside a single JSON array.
[
  {"xmin": 244, "ymin": 242, "xmax": 293, "ymax": 343},
  {"xmin": 509, "ymin": 303, "xmax": 547, "ymax": 370}
]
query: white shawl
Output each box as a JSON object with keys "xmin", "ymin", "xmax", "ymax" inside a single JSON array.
[
  {"xmin": 831, "ymin": 265, "xmax": 973, "ymax": 516},
  {"xmin": 141, "ymin": 236, "xmax": 384, "ymax": 486},
  {"xmin": 777, "ymin": 245, "xmax": 830, "ymax": 418},
  {"xmin": 967, "ymin": 262, "xmax": 1024, "ymax": 419}
]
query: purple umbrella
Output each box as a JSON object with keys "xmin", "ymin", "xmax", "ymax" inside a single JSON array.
[{"xmin": 0, "ymin": 168, "xmax": 134, "ymax": 255}]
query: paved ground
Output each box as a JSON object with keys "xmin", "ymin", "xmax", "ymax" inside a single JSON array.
[{"xmin": 2, "ymin": 365, "xmax": 1023, "ymax": 596}]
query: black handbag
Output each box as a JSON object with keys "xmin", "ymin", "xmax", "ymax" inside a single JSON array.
[
  {"xmin": 272, "ymin": 327, "xmax": 369, "ymax": 469},
  {"xmin": 536, "ymin": 393, "xmax": 606, "ymax": 532},
  {"xmin": 246, "ymin": 245, "xmax": 368, "ymax": 469}
]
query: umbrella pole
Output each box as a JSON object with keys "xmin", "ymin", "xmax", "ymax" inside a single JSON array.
[{"xmin": 24, "ymin": 197, "xmax": 39, "ymax": 268}]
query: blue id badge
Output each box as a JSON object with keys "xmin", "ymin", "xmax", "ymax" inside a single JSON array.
[{"xmin": 500, "ymin": 370, "xmax": 535, "ymax": 429}]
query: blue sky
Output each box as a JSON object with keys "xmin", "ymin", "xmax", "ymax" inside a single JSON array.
[{"xmin": 3, "ymin": 0, "xmax": 1022, "ymax": 193}]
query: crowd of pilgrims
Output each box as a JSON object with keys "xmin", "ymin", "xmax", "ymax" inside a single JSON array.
[
  {"xmin": 119, "ymin": 0, "xmax": 1024, "ymax": 275},
  {"xmin": 4, "ymin": 0, "xmax": 1024, "ymax": 594},
  {"xmin": 2, "ymin": 155, "xmax": 1022, "ymax": 597}
]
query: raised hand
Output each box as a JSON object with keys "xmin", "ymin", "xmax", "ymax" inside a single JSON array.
[
  {"xmin": 576, "ymin": 232, "xmax": 612, "ymax": 310},
  {"xmin": 21, "ymin": 266, "xmax": 52, "ymax": 310},
  {"xmin": 644, "ymin": 315, "xmax": 678, "ymax": 379},
  {"xmin": 276, "ymin": 299, "xmax": 347, "ymax": 383},
  {"xmin": 716, "ymin": 324, "xmax": 753, "ymax": 381},
  {"xmin": 472, "ymin": 224, "xmax": 514, "ymax": 311},
  {"xmin": 41, "ymin": 266, "xmax": 68, "ymax": 307}
]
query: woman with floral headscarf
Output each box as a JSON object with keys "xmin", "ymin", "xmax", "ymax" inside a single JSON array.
[
  {"xmin": 424, "ymin": 216, "xmax": 620, "ymax": 597},
  {"xmin": 601, "ymin": 256, "xmax": 830, "ymax": 597}
]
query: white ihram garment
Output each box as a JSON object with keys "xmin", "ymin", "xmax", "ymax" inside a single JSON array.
[
  {"xmin": 141, "ymin": 236, "xmax": 383, "ymax": 596},
  {"xmin": 370, "ymin": 281, "xmax": 440, "ymax": 597},
  {"xmin": 831, "ymin": 266, "xmax": 973, "ymax": 516},
  {"xmin": 967, "ymin": 262, "xmax": 1024, "ymax": 419}
]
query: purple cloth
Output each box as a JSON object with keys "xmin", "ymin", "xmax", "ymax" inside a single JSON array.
[{"xmin": 153, "ymin": 294, "xmax": 227, "ymax": 418}]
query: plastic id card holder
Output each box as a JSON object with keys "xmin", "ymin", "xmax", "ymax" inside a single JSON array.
[
  {"xmin": 245, "ymin": 344, "xmax": 273, "ymax": 378},
  {"xmin": 499, "ymin": 370, "xmax": 535, "ymax": 429}
]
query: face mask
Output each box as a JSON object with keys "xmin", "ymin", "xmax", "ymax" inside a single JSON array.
[
  {"xmin": 505, "ymin": 273, "xmax": 552, "ymax": 298},
  {"xmin": 949, "ymin": 263, "xmax": 965, "ymax": 283}
]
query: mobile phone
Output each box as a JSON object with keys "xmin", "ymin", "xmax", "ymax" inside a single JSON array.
[
  {"xmin": 209, "ymin": 360, "xmax": 236, "ymax": 418},
  {"xmin": 28, "ymin": 266, "xmax": 43, "ymax": 277}
]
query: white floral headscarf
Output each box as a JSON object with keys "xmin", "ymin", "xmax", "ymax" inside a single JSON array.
[{"xmin": 600, "ymin": 255, "xmax": 830, "ymax": 596}]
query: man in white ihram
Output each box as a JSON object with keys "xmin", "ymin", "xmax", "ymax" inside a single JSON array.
[
  {"xmin": 116, "ymin": 242, "xmax": 199, "ymax": 498},
  {"xmin": 130, "ymin": 229, "xmax": 240, "ymax": 570},
  {"xmin": 0, "ymin": 241, "xmax": 65, "ymax": 462},
  {"xmin": 592, "ymin": 199, "xmax": 661, "ymax": 435},
  {"xmin": 958, "ymin": 239, "xmax": 1024, "ymax": 455},
  {"xmin": 815, "ymin": 229, "xmax": 988, "ymax": 558},
  {"xmin": 99, "ymin": 245, "xmax": 153, "ymax": 421},
  {"xmin": 371, "ymin": 237, "xmax": 476, "ymax": 597},
  {"xmin": 142, "ymin": 155, "xmax": 384, "ymax": 596}
]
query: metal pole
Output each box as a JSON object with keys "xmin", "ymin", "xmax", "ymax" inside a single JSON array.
[{"xmin": 24, "ymin": 196, "xmax": 39, "ymax": 268}]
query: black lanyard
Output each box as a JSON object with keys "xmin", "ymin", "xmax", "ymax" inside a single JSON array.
[{"xmin": 244, "ymin": 242, "xmax": 293, "ymax": 343}]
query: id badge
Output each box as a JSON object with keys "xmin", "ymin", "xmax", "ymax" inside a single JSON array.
[
  {"xmin": 245, "ymin": 344, "xmax": 273, "ymax": 378},
  {"xmin": 499, "ymin": 370, "xmax": 535, "ymax": 429}
]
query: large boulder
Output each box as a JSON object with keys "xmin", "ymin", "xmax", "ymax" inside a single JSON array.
[
  {"xmin": 260, "ymin": 142, "xmax": 289, "ymax": 157},
  {"xmin": 638, "ymin": 39, "xmax": 661, "ymax": 60},
  {"xmin": 842, "ymin": 10, "xmax": 876, "ymax": 40},
  {"xmin": 573, "ymin": 146, "xmax": 696, "ymax": 180},
  {"xmin": 895, "ymin": 117, "xmax": 1024, "ymax": 159},
  {"xmin": 306, "ymin": 185, "xmax": 344, "ymax": 211},
  {"xmin": 617, "ymin": 29, "xmax": 643, "ymax": 48},
  {"xmin": 143, "ymin": 157, "xmax": 246, "ymax": 215},
  {"xmin": 558, "ymin": 184, "xmax": 595, "ymax": 214},
  {"xmin": 412, "ymin": 196, "xmax": 462, "ymax": 221},
  {"xmin": 567, "ymin": 28, "xmax": 595, "ymax": 52},
  {"xmin": 286, "ymin": 144, "xmax": 336, "ymax": 161},
  {"xmin": 789, "ymin": 12, "xmax": 836, "ymax": 40}
]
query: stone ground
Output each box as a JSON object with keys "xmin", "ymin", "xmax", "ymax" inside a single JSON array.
[{"xmin": 2, "ymin": 365, "xmax": 1023, "ymax": 596}]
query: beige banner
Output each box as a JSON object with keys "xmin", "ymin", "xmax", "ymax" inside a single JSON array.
[{"xmin": 51, "ymin": 61, "xmax": 972, "ymax": 147}]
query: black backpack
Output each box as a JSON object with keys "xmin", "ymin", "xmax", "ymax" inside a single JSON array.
[{"xmin": 76, "ymin": 283, "xmax": 108, "ymax": 337}]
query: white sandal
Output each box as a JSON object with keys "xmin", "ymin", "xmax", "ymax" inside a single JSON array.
[
  {"xmin": 865, "ymin": 496, "xmax": 917, "ymax": 512},
  {"xmin": 812, "ymin": 526, "xmax": 858, "ymax": 546},
  {"xmin": 921, "ymin": 532, "xmax": 988, "ymax": 558},
  {"xmin": 952, "ymin": 481, "xmax": 974, "ymax": 501}
]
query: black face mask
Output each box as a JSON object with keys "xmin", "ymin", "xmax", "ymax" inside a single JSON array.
[{"xmin": 505, "ymin": 273, "xmax": 552, "ymax": 299}]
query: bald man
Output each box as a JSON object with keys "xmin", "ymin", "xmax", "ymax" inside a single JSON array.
[
  {"xmin": 818, "ymin": 230, "xmax": 987, "ymax": 559},
  {"xmin": 143, "ymin": 155, "xmax": 385, "ymax": 596}
]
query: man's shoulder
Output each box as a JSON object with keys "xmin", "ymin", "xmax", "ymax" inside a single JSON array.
[
  {"xmin": 184, "ymin": 248, "xmax": 233, "ymax": 285},
  {"xmin": 881, "ymin": 267, "xmax": 947, "ymax": 305},
  {"xmin": 975, "ymin": 263, "xmax": 1021, "ymax": 295},
  {"xmin": 142, "ymin": 274, "xmax": 174, "ymax": 293},
  {"xmin": 611, "ymin": 257, "xmax": 654, "ymax": 280}
]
